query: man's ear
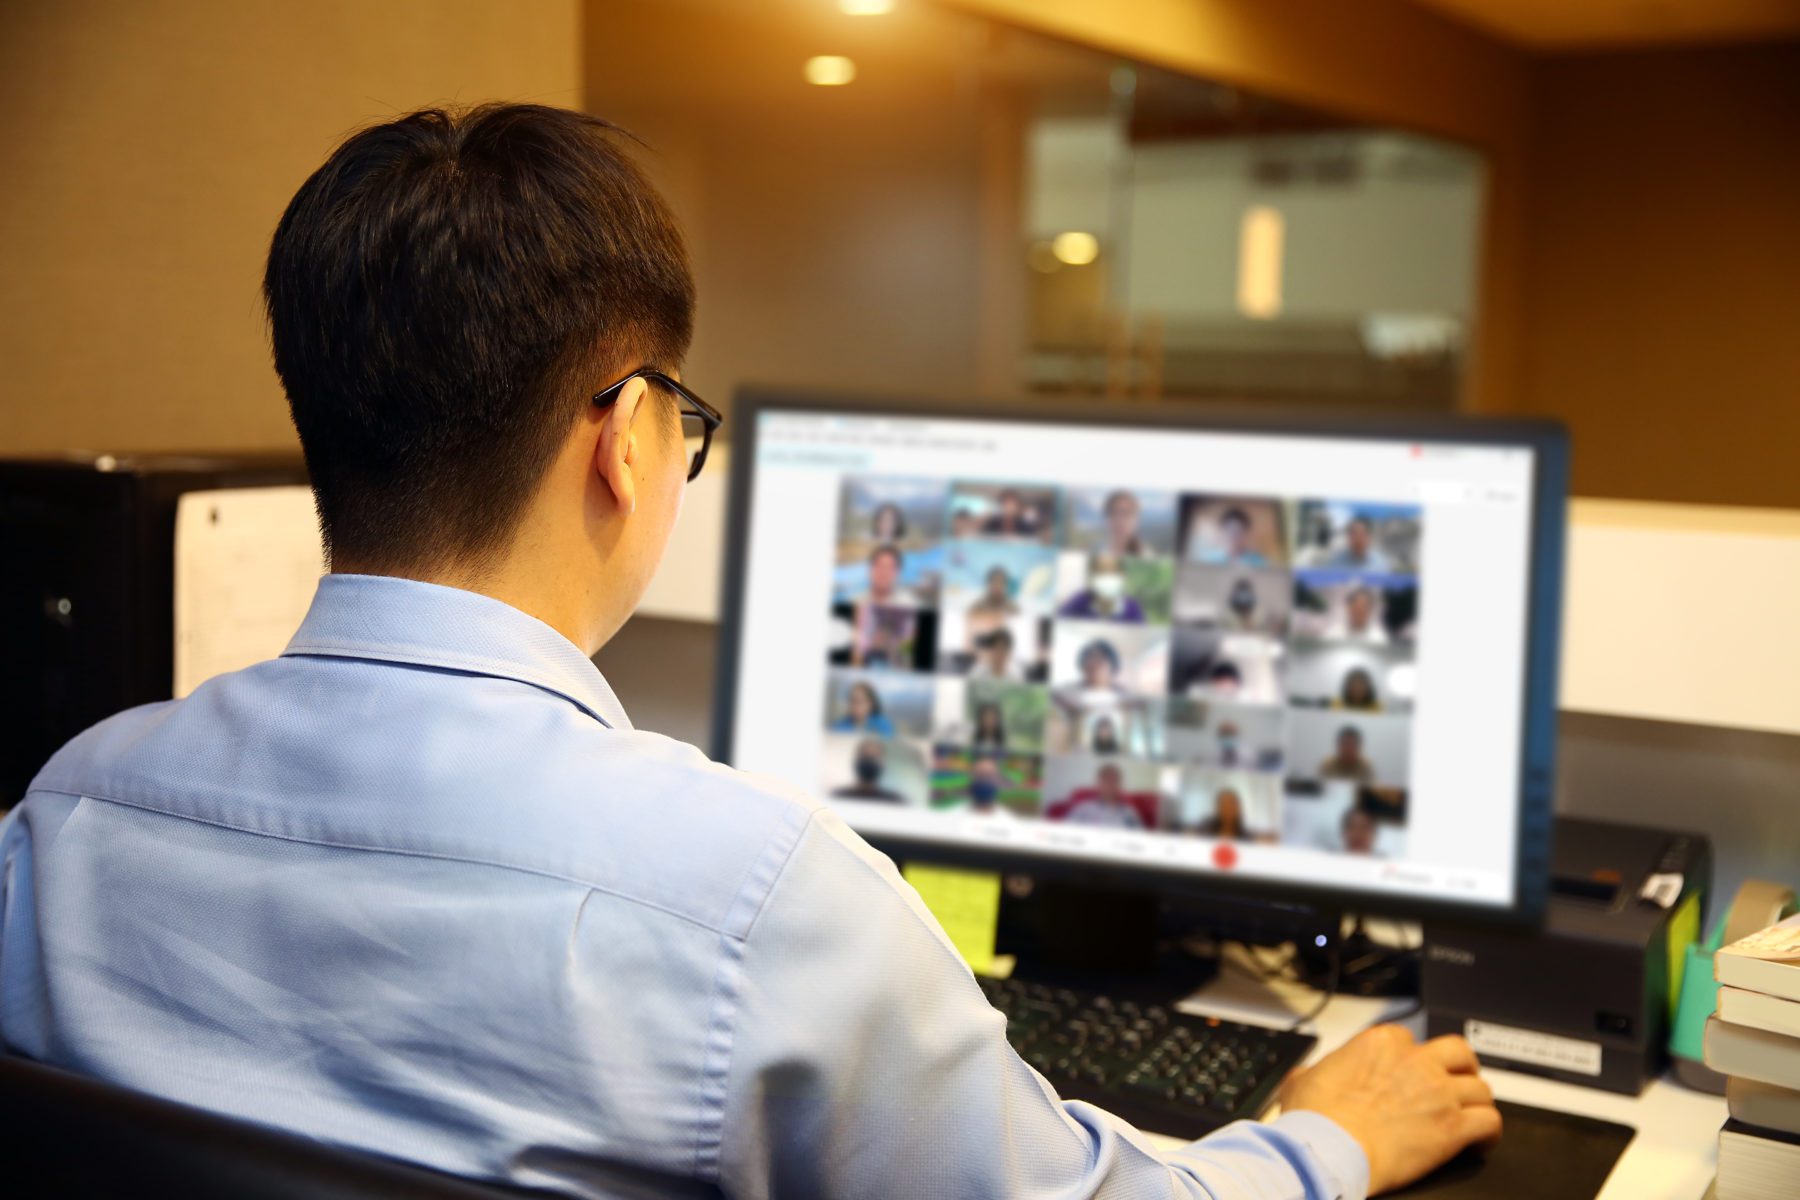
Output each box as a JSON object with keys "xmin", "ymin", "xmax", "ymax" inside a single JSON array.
[{"xmin": 597, "ymin": 376, "xmax": 648, "ymax": 516}]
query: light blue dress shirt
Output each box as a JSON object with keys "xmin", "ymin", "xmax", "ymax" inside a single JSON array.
[{"xmin": 0, "ymin": 574, "xmax": 1367, "ymax": 1199}]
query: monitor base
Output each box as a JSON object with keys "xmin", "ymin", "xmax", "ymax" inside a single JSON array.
[{"xmin": 994, "ymin": 877, "xmax": 1351, "ymax": 1008}]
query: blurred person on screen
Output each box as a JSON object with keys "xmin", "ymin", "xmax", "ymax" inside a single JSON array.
[
  {"xmin": 1224, "ymin": 577, "xmax": 1268, "ymax": 632},
  {"xmin": 1060, "ymin": 763, "xmax": 1146, "ymax": 830},
  {"xmin": 1053, "ymin": 638, "xmax": 1147, "ymax": 729},
  {"xmin": 982, "ymin": 488, "xmax": 1038, "ymax": 538},
  {"xmin": 965, "ymin": 565, "xmax": 1018, "ymax": 647},
  {"xmin": 832, "ymin": 738, "xmax": 907, "ymax": 803},
  {"xmin": 870, "ymin": 502, "xmax": 906, "ymax": 544},
  {"xmin": 969, "ymin": 627, "xmax": 1025, "ymax": 682},
  {"xmin": 1074, "ymin": 638, "xmax": 1123, "ymax": 693},
  {"xmin": 861, "ymin": 544, "xmax": 920, "ymax": 608},
  {"xmin": 830, "ymin": 681, "xmax": 896, "ymax": 736},
  {"xmin": 972, "ymin": 702, "xmax": 1008, "ymax": 752},
  {"xmin": 1091, "ymin": 716, "xmax": 1123, "ymax": 754},
  {"xmin": 1319, "ymin": 726, "xmax": 1377, "ymax": 785},
  {"xmin": 1193, "ymin": 788, "xmax": 1248, "ymax": 840},
  {"xmin": 965, "ymin": 756, "xmax": 1012, "ymax": 816},
  {"xmin": 1335, "ymin": 668, "xmax": 1382, "ymax": 713},
  {"xmin": 1215, "ymin": 720, "xmax": 1244, "ymax": 767},
  {"xmin": 1059, "ymin": 553, "xmax": 1145, "ymax": 622},
  {"xmin": 1325, "ymin": 516, "xmax": 1391, "ymax": 574},
  {"xmin": 1341, "ymin": 807, "xmax": 1381, "ymax": 856},
  {"xmin": 852, "ymin": 605, "xmax": 914, "ymax": 669},
  {"xmin": 1103, "ymin": 490, "xmax": 1148, "ymax": 557},
  {"xmin": 1191, "ymin": 506, "xmax": 1269, "ymax": 567},
  {"xmin": 1332, "ymin": 585, "xmax": 1389, "ymax": 644}
]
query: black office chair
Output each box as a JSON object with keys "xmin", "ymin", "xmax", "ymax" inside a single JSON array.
[{"xmin": 0, "ymin": 1053, "xmax": 543, "ymax": 1198}]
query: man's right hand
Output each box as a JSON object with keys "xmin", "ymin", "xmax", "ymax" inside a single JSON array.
[{"xmin": 1278, "ymin": 1024, "xmax": 1502, "ymax": 1195}]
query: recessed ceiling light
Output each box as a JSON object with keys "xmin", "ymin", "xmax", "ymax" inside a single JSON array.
[
  {"xmin": 804, "ymin": 55, "xmax": 857, "ymax": 86},
  {"xmin": 1051, "ymin": 231, "xmax": 1100, "ymax": 266},
  {"xmin": 839, "ymin": 0, "xmax": 894, "ymax": 13}
]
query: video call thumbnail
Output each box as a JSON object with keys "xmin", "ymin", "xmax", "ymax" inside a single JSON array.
[
  {"xmin": 818, "ymin": 474, "xmax": 1423, "ymax": 861},
  {"xmin": 932, "ymin": 746, "xmax": 1044, "ymax": 817}
]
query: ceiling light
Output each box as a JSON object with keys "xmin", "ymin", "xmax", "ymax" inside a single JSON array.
[
  {"xmin": 839, "ymin": 0, "xmax": 894, "ymax": 13},
  {"xmin": 1051, "ymin": 231, "xmax": 1100, "ymax": 266},
  {"xmin": 1236, "ymin": 205, "xmax": 1284, "ymax": 320},
  {"xmin": 804, "ymin": 56, "xmax": 857, "ymax": 86}
]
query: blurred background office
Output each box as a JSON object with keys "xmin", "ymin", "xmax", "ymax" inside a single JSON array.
[{"xmin": 2, "ymin": 0, "xmax": 1797, "ymax": 900}]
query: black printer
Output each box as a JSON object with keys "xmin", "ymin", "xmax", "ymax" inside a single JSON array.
[{"xmin": 1423, "ymin": 817, "xmax": 1710, "ymax": 1095}]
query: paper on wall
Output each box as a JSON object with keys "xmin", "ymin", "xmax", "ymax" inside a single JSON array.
[{"xmin": 173, "ymin": 486, "xmax": 324, "ymax": 697}]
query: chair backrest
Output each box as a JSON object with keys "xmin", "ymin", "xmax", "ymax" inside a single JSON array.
[{"xmin": 0, "ymin": 1053, "xmax": 537, "ymax": 1199}]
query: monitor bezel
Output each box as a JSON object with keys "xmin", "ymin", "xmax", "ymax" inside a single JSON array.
[{"xmin": 711, "ymin": 387, "xmax": 1565, "ymax": 928}]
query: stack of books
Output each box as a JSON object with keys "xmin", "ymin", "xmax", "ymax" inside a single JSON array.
[{"xmin": 1705, "ymin": 913, "xmax": 1800, "ymax": 1200}]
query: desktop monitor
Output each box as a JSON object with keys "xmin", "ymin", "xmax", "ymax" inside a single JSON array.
[{"xmin": 714, "ymin": 390, "xmax": 1566, "ymax": 925}]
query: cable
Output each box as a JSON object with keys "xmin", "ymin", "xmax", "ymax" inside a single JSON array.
[
  {"xmin": 1372, "ymin": 922, "xmax": 1427, "ymax": 1025},
  {"xmin": 1289, "ymin": 936, "xmax": 1341, "ymax": 1032},
  {"xmin": 1242, "ymin": 941, "xmax": 1300, "ymax": 981}
]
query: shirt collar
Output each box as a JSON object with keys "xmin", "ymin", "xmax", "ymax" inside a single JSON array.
[{"xmin": 282, "ymin": 573, "xmax": 632, "ymax": 730}]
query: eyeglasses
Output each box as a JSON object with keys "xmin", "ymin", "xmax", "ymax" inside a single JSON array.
[{"xmin": 592, "ymin": 368, "xmax": 723, "ymax": 483}]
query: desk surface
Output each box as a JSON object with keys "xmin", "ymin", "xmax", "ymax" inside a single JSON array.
[{"xmin": 1139, "ymin": 946, "xmax": 1724, "ymax": 1200}]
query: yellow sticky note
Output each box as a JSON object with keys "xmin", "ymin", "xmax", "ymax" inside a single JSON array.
[
  {"xmin": 1666, "ymin": 890, "xmax": 1701, "ymax": 1025},
  {"xmin": 903, "ymin": 863, "xmax": 1001, "ymax": 975}
]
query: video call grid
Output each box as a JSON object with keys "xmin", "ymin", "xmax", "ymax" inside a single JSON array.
[{"xmin": 820, "ymin": 476, "xmax": 1425, "ymax": 859}]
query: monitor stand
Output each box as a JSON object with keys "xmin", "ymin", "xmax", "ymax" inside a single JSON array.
[
  {"xmin": 993, "ymin": 878, "xmax": 1422, "ymax": 1038},
  {"xmin": 996, "ymin": 878, "xmax": 1342, "ymax": 1012},
  {"xmin": 998, "ymin": 881, "xmax": 1217, "ymax": 1000}
]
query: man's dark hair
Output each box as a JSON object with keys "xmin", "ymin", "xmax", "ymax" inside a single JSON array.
[
  {"xmin": 264, "ymin": 103, "xmax": 694, "ymax": 570},
  {"xmin": 1220, "ymin": 507, "xmax": 1251, "ymax": 529},
  {"xmin": 870, "ymin": 545, "xmax": 903, "ymax": 568}
]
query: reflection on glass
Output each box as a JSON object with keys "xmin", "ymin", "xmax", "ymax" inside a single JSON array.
[{"xmin": 1021, "ymin": 61, "xmax": 1485, "ymax": 408}]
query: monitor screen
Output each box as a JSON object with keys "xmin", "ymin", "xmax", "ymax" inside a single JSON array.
[{"xmin": 720, "ymin": 399, "xmax": 1556, "ymax": 915}]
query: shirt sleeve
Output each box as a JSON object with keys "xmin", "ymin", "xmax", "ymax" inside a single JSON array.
[{"xmin": 715, "ymin": 808, "xmax": 1369, "ymax": 1200}]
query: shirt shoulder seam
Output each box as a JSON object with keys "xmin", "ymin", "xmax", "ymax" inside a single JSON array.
[
  {"xmin": 690, "ymin": 805, "xmax": 823, "ymax": 1180},
  {"xmin": 25, "ymin": 786, "xmax": 732, "ymax": 938},
  {"xmin": 737, "ymin": 806, "xmax": 827, "ymax": 941}
]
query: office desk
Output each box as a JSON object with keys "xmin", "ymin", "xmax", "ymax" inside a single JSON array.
[{"xmin": 1140, "ymin": 948, "xmax": 1725, "ymax": 1200}]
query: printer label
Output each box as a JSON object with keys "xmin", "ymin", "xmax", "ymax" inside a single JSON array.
[{"xmin": 1464, "ymin": 1019, "xmax": 1603, "ymax": 1077}]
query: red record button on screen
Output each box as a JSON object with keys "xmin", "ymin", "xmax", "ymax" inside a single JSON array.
[{"xmin": 1211, "ymin": 843, "xmax": 1238, "ymax": 870}]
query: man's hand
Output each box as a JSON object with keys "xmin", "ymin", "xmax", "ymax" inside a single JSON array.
[{"xmin": 1278, "ymin": 1024, "xmax": 1502, "ymax": 1195}]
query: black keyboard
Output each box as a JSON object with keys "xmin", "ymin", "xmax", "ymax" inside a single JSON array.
[{"xmin": 978, "ymin": 974, "xmax": 1317, "ymax": 1140}]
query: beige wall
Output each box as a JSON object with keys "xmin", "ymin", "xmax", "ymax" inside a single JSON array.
[
  {"xmin": 0, "ymin": 0, "xmax": 581, "ymax": 457},
  {"xmin": 584, "ymin": 0, "xmax": 997, "ymax": 427},
  {"xmin": 1513, "ymin": 43, "xmax": 1800, "ymax": 508}
]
